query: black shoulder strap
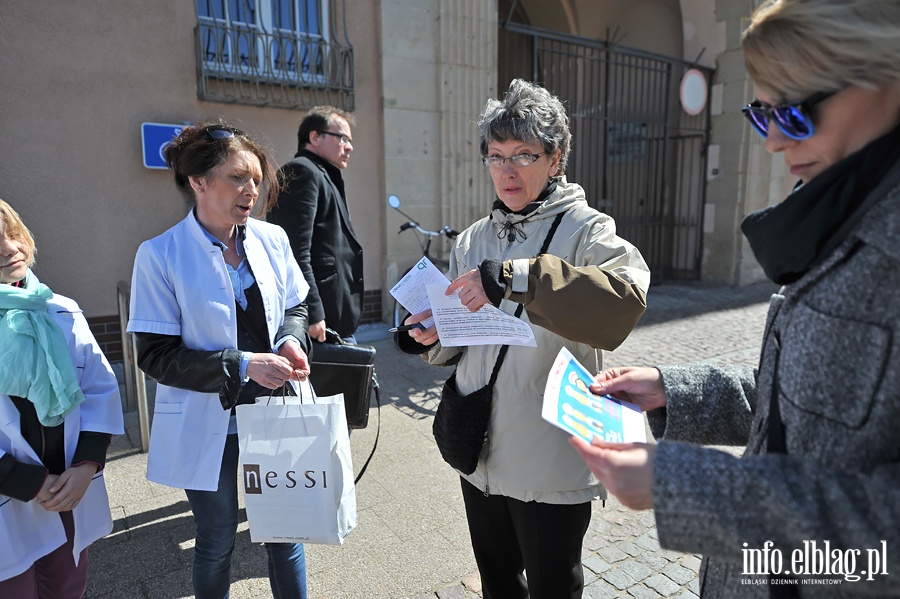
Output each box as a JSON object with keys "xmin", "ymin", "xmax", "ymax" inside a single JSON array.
[{"xmin": 487, "ymin": 210, "xmax": 567, "ymax": 388}]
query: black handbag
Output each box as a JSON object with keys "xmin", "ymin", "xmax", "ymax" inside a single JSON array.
[
  {"xmin": 433, "ymin": 336, "xmax": 517, "ymax": 474},
  {"xmin": 432, "ymin": 211, "xmax": 566, "ymax": 474},
  {"xmin": 309, "ymin": 329, "xmax": 377, "ymax": 429}
]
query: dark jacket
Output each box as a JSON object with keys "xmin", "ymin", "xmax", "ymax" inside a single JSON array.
[
  {"xmin": 268, "ymin": 149, "xmax": 364, "ymax": 337},
  {"xmin": 649, "ymin": 160, "xmax": 900, "ymax": 597}
]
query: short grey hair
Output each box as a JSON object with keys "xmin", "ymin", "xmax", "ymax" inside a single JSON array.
[
  {"xmin": 478, "ymin": 79, "xmax": 572, "ymax": 176},
  {"xmin": 743, "ymin": 0, "xmax": 900, "ymax": 99}
]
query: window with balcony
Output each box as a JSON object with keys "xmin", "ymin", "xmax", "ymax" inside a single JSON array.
[{"xmin": 195, "ymin": 0, "xmax": 354, "ymax": 110}]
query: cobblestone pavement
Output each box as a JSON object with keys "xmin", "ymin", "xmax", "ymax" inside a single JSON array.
[{"xmin": 88, "ymin": 281, "xmax": 777, "ymax": 598}]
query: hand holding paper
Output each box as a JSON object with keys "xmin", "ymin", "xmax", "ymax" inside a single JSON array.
[
  {"xmin": 542, "ymin": 347, "xmax": 646, "ymax": 444},
  {"xmin": 389, "ymin": 257, "xmax": 452, "ymax": 328},
  {"xmin": 425, "ymin": 284, "xmax": 536, "ymax": 347}
]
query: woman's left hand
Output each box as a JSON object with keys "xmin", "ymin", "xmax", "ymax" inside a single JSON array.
[
  {"xmin": 40, "ymin": 463, "xmax": 99, "ymax": 512},
  {"xmin": 279, "ymin": 340, "xmax": 311, "ymax": 381},
  {"xmin": 569, "ymin": 437, "xmax": 655, "ymax": 510},
  {"xmin": 446, "ymin": 269, "xmax": 490, "ymax": 312}
]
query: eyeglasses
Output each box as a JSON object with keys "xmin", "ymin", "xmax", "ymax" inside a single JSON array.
[
  {"xmin": 482, "ymin": 152, "xmax": 546, "ymax": 168},
  {"xmin": 742, "ymin": 90, "xmax": 836, "ymax": 140},
  {"xmin": 320, "ymin": 131, "xmax": 352, "ymax": 145},
  {"xmin": 203, "ymin": 125, "xmax": 244, "ymax": 141}
]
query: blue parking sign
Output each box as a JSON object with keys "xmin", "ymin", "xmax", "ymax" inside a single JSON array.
[{"xmin": 141, "ymin": 123, "xmax": 184, "ymax": 169}]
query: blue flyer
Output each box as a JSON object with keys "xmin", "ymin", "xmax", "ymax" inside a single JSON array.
[{"xmin": 542, "ymin": 347, "xmax": 646, "ymax": 443}]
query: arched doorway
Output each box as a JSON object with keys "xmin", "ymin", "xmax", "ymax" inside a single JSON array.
[{"xmin": 497, "ymin": 0, "xmax": 711, "ymax": 282}]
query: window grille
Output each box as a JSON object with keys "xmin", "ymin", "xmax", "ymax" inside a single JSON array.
[{"xmin": 195, "ymin": 0, "xmax": 354, "ymax": 110}]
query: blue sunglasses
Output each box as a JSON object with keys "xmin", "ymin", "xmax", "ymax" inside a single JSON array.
[
  {"xmin": 742, "ymin": 90, "xmax": 836, "ymax": 140},
  {"xmin": 203, "ymin": 125, "xmax": 244, "ymax": 141}
]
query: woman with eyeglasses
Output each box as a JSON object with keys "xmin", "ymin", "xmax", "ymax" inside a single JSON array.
[
  {"xmin": 127, "ymin": 122, "xmax": 312, "ymax": 598},
  {"xmin": 570, "ymin": 1, "xmax": 900, "ymax": 596},
  {"xmin": 0, "ymin": 199, "xmax": 124, "ymax": 598},
  {"xmin": 396, "ymin": 79, "xmax": 650, "ymax": 598}
]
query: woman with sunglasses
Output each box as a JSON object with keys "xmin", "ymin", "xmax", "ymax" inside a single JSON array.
[
  {"xmin": 127, "ymin": 122, "xmax": 312, "ymax": 598},
  {"xmin": 0, "ymin": 199, "xmax": 123, "ymax": 598},
  {"xmin": 570, "ymin": 0, "xmax": 900, "ymax": 596},
  {"xmin": 397, "ymin": 79, "xmax": 650, "ymax": 598}
]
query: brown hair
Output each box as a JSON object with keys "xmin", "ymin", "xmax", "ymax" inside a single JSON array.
[
  {"xmin": 0, "ymin": 199, "xmax": 36, "ymax": 269},
  {"xmin": 163, "ymin": 119, "xmax": 281, "ymax": 215},
  {"xmin": 296, "ymin": 106, "xmax": 355, "ymax": 152}
]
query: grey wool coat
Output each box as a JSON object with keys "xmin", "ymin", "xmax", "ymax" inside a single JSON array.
[{"xmin": 648, "ymin": 161, "xmax": 900, "ymax": 598}]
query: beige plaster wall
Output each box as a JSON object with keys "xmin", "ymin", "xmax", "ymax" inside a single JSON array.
[
  {"xmin": 520, "ymin": 0, "xmax": 683, "ymax": 59},
  {"xmin": 0, "ymin": 1, "xmax": 385, "ymax": 318},
  {"xmin": 379, "ymin": 0, "xmax": 496, "ymax": 323}
]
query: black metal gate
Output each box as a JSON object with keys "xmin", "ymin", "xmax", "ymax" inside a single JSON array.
[{"xmin": 500, "ymin": 22, "xmax": 713, "ymax": 281}]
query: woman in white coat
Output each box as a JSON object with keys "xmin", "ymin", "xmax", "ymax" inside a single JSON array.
[
  {"xmin": 0, "ymin": 199, "xmax": 124, "ymax": 598},
  {"xmin": 127, "ymin": 122, "xmax": 312, "ymax": 599}
]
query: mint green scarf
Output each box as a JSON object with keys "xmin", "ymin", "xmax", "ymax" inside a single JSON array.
[{"xmin": 0, "ymin": 269, "xmax": 86, "ymax": 426}]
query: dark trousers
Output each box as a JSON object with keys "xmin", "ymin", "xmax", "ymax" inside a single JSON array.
[
  {"xmin": 460, "ymin": 477, "xmax": 592, "ymax": 599},
  {"xmin": 0, "ymin": 511, "xmax": 88, "ymax": 599}
]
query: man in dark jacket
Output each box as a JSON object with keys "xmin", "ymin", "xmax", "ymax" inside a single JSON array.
[{"xmin": 268, "ymin": 106, "xmax": 364, "ymax": 341}]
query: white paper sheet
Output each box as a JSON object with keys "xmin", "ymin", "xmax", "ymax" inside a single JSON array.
[
  {"xmin": 388, "ymin": 257, "xmax": 452, "ymax": 328},
  {"xmin": 424, "ymin": 284, "xmax": 537, "ymax": 347}
]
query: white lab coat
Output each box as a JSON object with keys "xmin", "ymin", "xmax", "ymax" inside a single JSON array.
[
  {"xmin": 0, "ymin": 294, "xmax": 124, "ymax": 581},
  {"xmin": 127, "ymin": 211, "xmax": 308, "ymax": 491}
]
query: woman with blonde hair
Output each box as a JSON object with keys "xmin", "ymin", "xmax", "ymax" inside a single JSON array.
[
  {"xmin": 572, "ymin": 0, "xmax": 900, "ymax": 596},
  {"xmin": 0, "ymin": 199, "xmax": 124, "ymax": 597}
]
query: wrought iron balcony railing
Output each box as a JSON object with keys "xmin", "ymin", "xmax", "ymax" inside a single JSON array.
[{"xmin": 195, "ymin": 15, "xmax": 354, "ymax": 110}]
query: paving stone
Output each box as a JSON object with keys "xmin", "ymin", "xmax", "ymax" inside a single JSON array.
[
  {"xmin": 689, "ymin": 577, "xmax": 701, "ymax": 594},
  {"xmin": 603, "ymin": 568, "xmax": 637, "ymax": 590},
  {"xmin": 664, "ymin": 562, "xmax": 696, "ymax": 585},
  {"xmin": 583, "ymin": 555, "xmax": 613, "ymax": 575},
  {"xmin": 461, "ymin": 573, "xmax": 482, "ymax": 593},
  {"xmin": 584, "ymin": 580, "xmax": 624, "ymax": 599},
  {"xmin": 635, "ymin": 552, "xmax": 670, "ymax": 571},
  {"xmin": 436, "ymin": 584, "xmax": 467, "ymax": 599},
  {"xmin": 583, "ymin": 532, "xmax": 611, "ymax": 551},
  {"xmin": 645, "ymin": 573, "xmax": 682, "ymax": 596},
  {"xmin": 619, "ymin": 541, "xmax": 643, "ymax": 557},
  {"xmin": 598, "ymin": 545, "xmax": 629, "ymax": 563},
  {"xmin": 619, "ymin": 560, "xmax": 653, "ymax": 583},
  {"xmin": 634, "ymin": 533, "xmax": 661, "ymax": 552},
  {"xmin": 680, "ymin": 555, "xmax": 702, "ymax": 571},
  {"xmin": 628, "ymin": 583, "xmax": 665, "ymax": 599}
]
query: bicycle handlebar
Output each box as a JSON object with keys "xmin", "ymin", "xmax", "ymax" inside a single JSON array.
[{"xmin": 398, "ymin": 222, "xmax": 459, "ymax": 240}]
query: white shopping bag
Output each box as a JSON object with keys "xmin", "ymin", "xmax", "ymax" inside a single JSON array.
[{"xmin": 236, "ymin": 382, "xmax": 357, "ymax": 545}]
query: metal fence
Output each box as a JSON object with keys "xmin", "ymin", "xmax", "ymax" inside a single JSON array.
[{"xmin": 499, "ymin": 22, "xmax": 713, "ymax": 281}]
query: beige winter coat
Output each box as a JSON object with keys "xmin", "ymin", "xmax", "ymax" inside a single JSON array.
[{"xmin": 425, "ymin": 180, "xmax": 650, "ymax": 504}]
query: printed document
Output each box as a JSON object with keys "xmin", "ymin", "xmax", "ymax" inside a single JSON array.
[
  {"xmin": 425, "ymin": 284, "xmax": 537, "ymax": 347},
  {"xmin": 388, "ymin": 257, "xmax": 451, "ymax": 328},
  {"xmin": 542, "ymin": 347, "xmax": 646, "ymax": 443}
]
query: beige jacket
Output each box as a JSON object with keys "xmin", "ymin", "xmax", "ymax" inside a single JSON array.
[{"xmin": 425, "ymin": 180, "xmax": 649, "ymax": 503}]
